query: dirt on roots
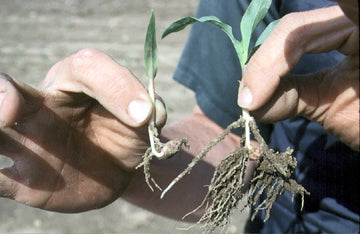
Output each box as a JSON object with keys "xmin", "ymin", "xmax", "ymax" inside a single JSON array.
[{"xmin": 138, "ymin": 116, "xmax": 309, "ymax": 233}]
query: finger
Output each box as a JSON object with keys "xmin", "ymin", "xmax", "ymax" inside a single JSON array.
[
  {"xmin": 336, "ymin": 0, "xmax": 359, "ymax": 25},
  {"xmin": 238, "ymin": 6, "xmax": 357, "ymax": 111},
  {"xmin": 250, "ymin": 73, "xmax": 308, "ymax": 123},
  {"xmin": 0, "ymin": 170, "xmax": 17, "ymax": 198},
  {"xmin": 0, "ymin": 73, "xmax": 27, "ymax": 127},
  {"xmin": 251, "ymin": 56, "xmax": 359, "ymax": 150},
  {"xmin": 252, "ymin": 56, "xmax": 359, "ymax": 120},
  {"xmin": 0, "ymin": 129, "xmax": 21, "ymax": 199},
  {"xmin": 43, "ymin": 48, "xmax": 153, "ymax": 127}
]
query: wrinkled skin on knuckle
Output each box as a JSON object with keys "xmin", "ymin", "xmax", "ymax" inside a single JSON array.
[
  {"xmin": 70, "ymin": 48, "xmax": 103, "ymax": 73},
  {"xmin": 69, "ymin": 48, "xmax": 104, "ymax": 90}
]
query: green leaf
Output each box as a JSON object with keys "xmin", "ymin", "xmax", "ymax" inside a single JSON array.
[
  {"xmin": 247, "ymin": 19, "xmax": 279, "ymax": 63},
  {"xmin": 161, "ymin": 17, "xmax": 197, "ymax": 39},
  {"xmin": 162, "ymin": 16, "xmax": 244, "ymax": 66},
  {"xmin": 144, "ymin": 10, "xmax": 158, "ymax": 79},
  {"xmin": 253, "ymin": 19, "xmax": 279, "ymax": 49},
  {"xmin": 240, "ymin": 0, "xmax": 272, "ymax": 62}
]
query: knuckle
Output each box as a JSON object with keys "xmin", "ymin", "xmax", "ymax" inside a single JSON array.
[
  {"xmin": 278, "ymin": 12, "xmax": 307, "ymax": 41},
  {"xmin": 74, "ymin": 48, "xmax": 102, "ymax": 60},
  {"xmin": 70, "ymin": 48, "xmax": 104, "ymax": 77},
  {"xmin": 277, "ymin": 12, "xmax": 307, "ymax": 64},
  {"xmin": 280, "ymin": 12, "xmax": 306, "ymax": 29}
]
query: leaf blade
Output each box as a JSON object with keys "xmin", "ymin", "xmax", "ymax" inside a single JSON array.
[
  {"xmin": 240, "ymin": 0, "xmax": 272, "ymax": 62},
  {"xmin": 247, "ymin": 19, "xmax": 279, "ymax": 63},
  {"xmin": 162, "ymin": 16, "xmax": 244, "ymax": 66},
  {"xmin": 161, "ymin": 16, "xmax": 197, "ymax": 39},
  {"xmin": 144, "ymin": 10, "xmax": 158, "ymax": 79}
]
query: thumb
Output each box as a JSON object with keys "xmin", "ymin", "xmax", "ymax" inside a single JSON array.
[{"xmin": 44, "ymin": 48, "xmax": 153, "ymax": 127}]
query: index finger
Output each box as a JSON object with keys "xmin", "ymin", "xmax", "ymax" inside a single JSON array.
[{"xmin": 238, "ymin": 6, "xmax": 357, "ymax": 111}]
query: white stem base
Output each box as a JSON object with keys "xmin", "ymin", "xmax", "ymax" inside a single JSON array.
[
  {"xmin": 148, "ymin": 77, "xmax": 164, "ymax": 158},
  {"xmin": 242, "ymin": 109, "xmax": 252, "ymax": 150},
  {"xmin": 148, "ymin": 125, "xmax": 164, "ymax": 157}
]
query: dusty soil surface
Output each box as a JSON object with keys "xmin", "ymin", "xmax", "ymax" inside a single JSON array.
[{"xmin": 0, "ymin": 0, "xmax": 249, "ymax": 233}]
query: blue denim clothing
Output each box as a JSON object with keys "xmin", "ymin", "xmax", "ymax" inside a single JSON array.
[{"xmin": 173, "ymin": 0, "xmax": 360, "ymax": 233}]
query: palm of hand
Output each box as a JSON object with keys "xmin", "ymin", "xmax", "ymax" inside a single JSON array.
[{"xmin": 0, "ymin": 81, "xmax": 148, "ymax": 212}]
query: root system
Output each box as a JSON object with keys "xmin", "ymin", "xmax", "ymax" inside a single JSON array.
[
  {"xmin": 136, "ymin": 122, "xmax": 189, "ymax": 191},
  {"xmin": 137, "ymin": 116, "xmax": 309, "ymax": 233}
]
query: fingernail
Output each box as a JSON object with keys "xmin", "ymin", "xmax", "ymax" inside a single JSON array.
[
  {"xmin": 237, "ymin": 87, "xmax": 253, "ymax": 108},
  {"xmin": 127, "ymin": 99, "xmax": 152, "ymax": 124}
]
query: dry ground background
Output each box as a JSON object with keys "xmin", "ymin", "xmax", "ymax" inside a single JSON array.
[{"xmin": 0, "ymin": 0, "xmax": 249, "ymax": 233}]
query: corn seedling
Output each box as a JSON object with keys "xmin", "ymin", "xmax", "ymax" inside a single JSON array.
[
  {"xmin": 136, "ymin": 11, "xmax": 189, "ymax": 191},
  {"xmin": 137, "ymin": 1, "xmax": 309, "ymax": 232}
]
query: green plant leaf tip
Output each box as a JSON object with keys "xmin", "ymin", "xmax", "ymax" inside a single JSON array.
[{"xmin": 144, "ymin": 10, "xmax": 158, "ymax": 79}]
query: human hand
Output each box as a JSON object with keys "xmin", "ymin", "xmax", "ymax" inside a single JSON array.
[
  {"xmin": 0, "ymin": 48, "xmax": 166, "ymax": 212},
  {"xmin": 238, "ymin": 5, "xmax": 359, "ymax": 151}
]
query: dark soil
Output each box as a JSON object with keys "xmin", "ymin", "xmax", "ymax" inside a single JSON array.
[{"xmin": 141, "ymin": 116, "xmax": 309, "ymax": 233}]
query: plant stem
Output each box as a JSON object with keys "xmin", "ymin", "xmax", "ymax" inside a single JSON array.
[
  {"xmin": 148, "ymin": 76, "xmax": 164, "ymax": 157},
  {"xmin": 241, "ymin": 66, "xmax": 252, "ymax": 150},
  {"xmin": 242, "ymin": 109, "xmax": 252, "ymax": 150}
]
